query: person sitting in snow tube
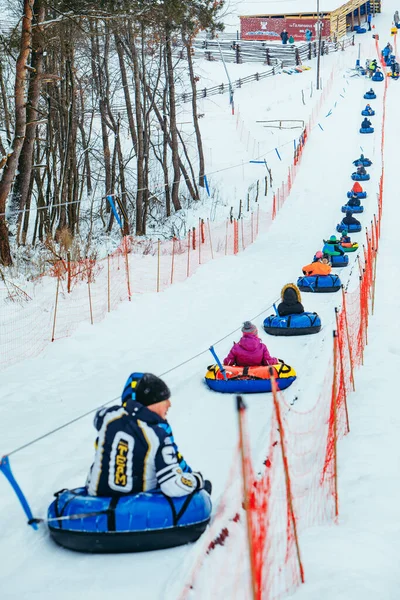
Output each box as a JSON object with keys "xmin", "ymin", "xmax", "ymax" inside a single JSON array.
[
  {"xmin": 48, "ymin": 373, "xmax": 212, "ymax": 553},
  {"xmin": 359, "ymin": 117, "xmax": 374, "ymax": 134},
  {"xmin": 351, "ymin": 171, "xmax": 370, "ymax": 181},
  {"xmin": 361, "ymin": 104, "xmax": 375, "ymax": 116},
  {"xmin": 337, "ymin": 211, "xmax": 362, "ymax": 233},
  {"xmin": 372, "ymin": 68, "xmax": 384, "ymax": 82},
  {"xmin": 224, "ymin": 321, "xmax": 278, "ymax": 367},
  {"xmin": 342, "ymin": 196, "xmax": 363, "ymax": 213},
  {"xmin": 276, "ymin": 283, "xmax": 304, "ymax": 316},
  {"xmin": 339, "ymin": 230, "xmax": 359, "ymax": 252},
  {"xmin": 347, "ymin": 181, "xmax": 367, "ymax": 198},
  {"xmin": 323, "ymin": 236, "xmax": 345, "ymax": 256},
  {"xmin": 363, "ymin": 88, "xmax": 376, "ymax": 99},
  {"xmin": 302, "ymin": 255, "xmax": 332, "ymax": 277},
  {"xmin": 353, "ymin": 154, "xmax": 372, "ymax": 167},
  {"xmin": 263, "ymin": 284, "xmax": 321, "ymax": 336},
  {"xmin": 346, "ymin": 193, "xmax": 362, "ymax": 207},
  {"xmin": 356, "ymin": 164, "xmax": 367, "ymax": 176}
]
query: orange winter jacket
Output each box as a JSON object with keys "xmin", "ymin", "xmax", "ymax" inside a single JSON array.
[
  {"xmin": 352, "ymin": 182, "xmax": 363, "ymax": 194},
  {"xmin": 302, "ymin": 261, "xmax": 332, "ymax": 276}
]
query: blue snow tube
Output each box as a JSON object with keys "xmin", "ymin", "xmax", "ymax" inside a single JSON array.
[
  {"xmin": 297, "ymin": 275, "xmax": 341, "ymax": 293},
  {"xmin": 204, "ymin": 363, "xmax": 296, "ymax": 393},
  {"xmin": 47, "ymin": 487, "xmax": 212, "ymax": 553},
  {"xmin": 337, "ymin": 222, "xmax": 362, "ymax": 233},
  {"xmin": 372, "ymin": 71, "xmax": 384, "ymax": 81},
  {"xmin": 356, "ymin": 27, "xmax": 366, "ymax": 34},
  {"xmin": 347, "ymin": 190, "xmax": 367, "ymax": 199},
  {"xmin": 363, "ymin": 92, "xmax": 376, "ymax": 99},
  {"xmin": 351, "ymin": 172, "xmax": 370, "ymax": 180},
  {"xmin": 361, "ymin": 109, "xmax": 375, "ymax": 116},
  {"xmin": 353, "ymin": 158, "xmax": 372, "ymax": 167},
  {"xmin": 263, "ymin": 312, "xmax": 321, "ymax": 336},
  {"xmin": 360, "ymin": 127, "xmax": 374, "ymax": 134},
  {"xmin": 330, "ymin": 254, "xmax": 349, "ymax": 267},
  {"xmin": 341, "ymin": 204, "xmax": 364, "ymax": 213}
]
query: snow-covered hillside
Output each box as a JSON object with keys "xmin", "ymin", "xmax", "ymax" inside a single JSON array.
[{"xmin": 1, "ymin": 2, "xmax": 399, "ymax": 600}]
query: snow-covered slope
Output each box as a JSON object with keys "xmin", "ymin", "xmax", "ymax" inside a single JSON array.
[{"xmin": 0, "ymin": 5, "xmax": 398, "ymax": 600}]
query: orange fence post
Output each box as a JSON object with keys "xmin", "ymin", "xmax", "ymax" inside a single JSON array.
[
  {"xmin": 335, "ymin": 308, "xmax": 350, "ymax": 433},
  {"xmin": 236, "ymin": 396, "xmax": 258, "ymax": 600},
  {"xmin": 67, "ymin": 252, "xmax": 71, "ymax": 294},
  {"xmin": 234, "ymin": 220, "xmax": 239, "ymax": 255},
  {"xmin": 51, "ymin": 271, "xmax": 60, "ymax": 342},
  {"xmin": 270, "ymin": 371, "xmax": 305, "ymax": 584},
  {"xmin": 332, "ymin": 331, "xmax": 340, "ymax": 519}
]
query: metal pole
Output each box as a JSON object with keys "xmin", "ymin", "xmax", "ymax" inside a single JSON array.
[{"xmin": 216, "ymin": 37, "xmax": 235, "ymax": 114}]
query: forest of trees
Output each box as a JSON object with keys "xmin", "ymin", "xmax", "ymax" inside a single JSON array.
[{"xmin": 0, "ymin": 0, "xmax": 225, "ymax": 266}]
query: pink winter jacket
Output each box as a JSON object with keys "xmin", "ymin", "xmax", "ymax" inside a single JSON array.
[{"xmin": 223, "ymin": 333, "xmax": 278, "ymax": 367}]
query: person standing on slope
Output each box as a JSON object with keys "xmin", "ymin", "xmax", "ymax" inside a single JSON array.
[
  {"xmin": 87, "ymin": 373, "xmax": 211, "ymax": 498},
  {"xmin": 280, "ymin": 29, "xmax": 289, "ymax": 44}
]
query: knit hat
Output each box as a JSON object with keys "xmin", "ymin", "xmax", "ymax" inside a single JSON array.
[
  {"xmin": 315, "ymin": 250, "xmax": 323, "ymax": 259},
  {"xmin": 122, "ymin": 372, "xmax": 170, "ymax": 407},
  {"xmin": 241, "ymin": 321, "xmax": 257, "ymax": 335}
]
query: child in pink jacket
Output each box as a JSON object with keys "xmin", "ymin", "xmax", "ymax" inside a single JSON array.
[{"xmin": 224, "ymin": 322, "xmax": 278, "ymax": 367}]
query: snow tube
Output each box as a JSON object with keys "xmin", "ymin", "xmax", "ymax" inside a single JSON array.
[
  {"xmin": 351, "ymin": 172, "xmax": 370, "ymax": 181},
  {"xmin": 263, "ymin": 312, "xmax": 321, "ymax": 336},
  {"xmin": 356, "ymin": 27, "xmax": 366, "ymax": 34},
  {"xmin": 372, "ymin": 71, "xmax": 384, "ymax": 81},
  {"xmin": 297, "ymin": 274, "xmax": 341, "ymax": 293},
  {"xmin": 204, "ymin": 363, "xmax": 296, "ymax": 393},
  {"xmin": 361, "ymin": 109, "xmax": 375, "ymax": 116},
  {"xmin": 336, "ymin": 222, "xmax": 362, "ymax": 233},
  {"xmin": 353, "ymin": 158, "xmax": 372, "ymax": 167},
  {"xmin": 341, "ymin": 204, "xmax": 364, "ymax": 213},
  {"xmin": 330, "ymin": 254, "xmax": 349, "ymax": 268},
  {"xmin": 363, "ymin": 92, "xmax": 376, "ymax": 99},
  {"xmin": 341, "ymin": 242, "xmax": 359, "ymax": 252},
  {"xmin": 359, "ymin": 127, "xmax": 374, "ymax": 134},
  {"xmin": 47, "ymin": 487, "xmax": 212, "ymax": 554},
  {"xmin": 347, "ymin": 190, "xmax": 367, "ymax": 199}
]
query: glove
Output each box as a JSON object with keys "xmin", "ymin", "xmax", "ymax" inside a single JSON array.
[
  {"xmin": 204, "ymin": 480, "xmax": 212, "ymax": 495},
  {"xmin": 192, "ymin": 472, "xmax": 205, "ymax": 490}
]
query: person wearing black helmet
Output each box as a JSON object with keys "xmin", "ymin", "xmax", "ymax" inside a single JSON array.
[{"xmin": 87, "ymin": 372, "xmax": 211, "ymax": 498}]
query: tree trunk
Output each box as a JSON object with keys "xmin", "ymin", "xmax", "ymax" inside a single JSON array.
[
  {"xmin": 0, "ymin": 0, "xmax": 33, "ymax": 266},
  {"xmin": 129, "ymin": 28, "xmax": 145, "ymax": 235},
  {"xmin": 165, "ymin": 30, "xmax": 181, "ymax": 212},
  {"xmin": 115, "ymin": 32, "xmax": 138, "ymax": 155},
  {"xmin": 11, "ymin": 0, "xmax": 45, "ymax": 241},
  {"xmin": 184, "ymin": 36, "xmax": 205, "ymax": 188}
]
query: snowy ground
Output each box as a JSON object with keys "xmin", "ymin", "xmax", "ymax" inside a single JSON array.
[{"xmin": 0, "ymin": 4, "xmax": 399, "ymax": 600}]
